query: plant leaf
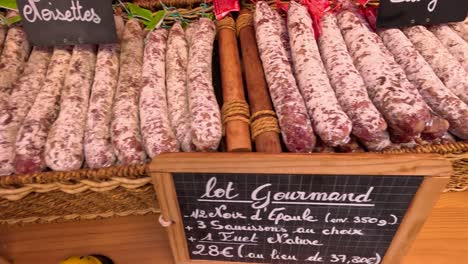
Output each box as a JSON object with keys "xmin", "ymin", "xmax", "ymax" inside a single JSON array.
[
  {"xmin": 6, "ymin": 15, "xmax": 21, "ymax": 26},
  {"xmin": 126, "ymin": 3, "xmax": 153, "ymax": 22},
  {"xmin": 0, "ymin": 0, "xmax": 18, "ymax": 11}
]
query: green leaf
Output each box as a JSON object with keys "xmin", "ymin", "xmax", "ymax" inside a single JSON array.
[
  {"xmin": 144, "ymin": 10, "xmax": 166, "ymax": 30},
  {"xmin": 6, "ymin": 15, "xmax": 21, "ymax": 26},
  {"xmin": 126, "ymin": 3, "xmax": 153, "ymax": 22},
  {"xmin": 203, "ymin": 13, "xmax": 215, "ymax": 20},
  {"xmin": 0, "ymin": 0, "xmax": 18, "ymax": 11}
]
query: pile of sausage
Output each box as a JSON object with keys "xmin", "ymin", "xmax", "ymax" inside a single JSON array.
[
  {"xmin": 254, "ymin": 1, "xmax": 468, "ymax": 153},
  {"xmin": 0, "ymin": 16, "xmax": 222, "ymax": 176}
]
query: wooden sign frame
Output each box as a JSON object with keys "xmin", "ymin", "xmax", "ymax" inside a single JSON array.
[{"xmin": 150, "ymin": 153, "xmax": 451, "ymax": 264}]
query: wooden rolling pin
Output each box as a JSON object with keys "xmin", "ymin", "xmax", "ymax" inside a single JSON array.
[
  {"xmin": 236, "ymin": 9, "xmax": 282, "ymax": 153},
  {"xmin": 216, "ymin": 16, "xmax": 252, "ymax": 152}
]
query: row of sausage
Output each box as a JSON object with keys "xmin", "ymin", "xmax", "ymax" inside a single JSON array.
[
  {"xmin": 253, "ymin": 1, "xmax": 468, "ymax": 154},
  {"xmin": 0, "ymin": 16, "xmax": 222, "ymax": 176}
]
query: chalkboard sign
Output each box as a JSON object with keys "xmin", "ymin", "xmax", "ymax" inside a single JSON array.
[
  {"xmin": 17, "ymin": 0, "xmax": 117, "ymax": 46},
  {"xmin": 377, "ymin": 0, "xmax": 468, "ymax": 28},
  {"xmin": 151, "ymin": 153, "xmax": 451, "ymax": 264}
]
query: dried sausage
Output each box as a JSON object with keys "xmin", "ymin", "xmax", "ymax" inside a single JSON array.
[
  {"xmin": 0, "ymin": 47, "xmax": 52, "ymax": 175},
  {"xmin": 45, "ymin": 45, "xmax": 96, "ymax": 171},
  {"xmin": 288, "ymin": 3, "xmax": 352, "ymax": 147},
  {"xmin": 254, "ymin": 1, "xmax": 316, "ymax": 152},
  {"xmin": 140, "ymin": 28, "xmax": 179, "ymax": 158},
  {"xmin": 84, "ymin": 17, "xmax": 124, "ymax": 168},
  {"xmin": 337, "ymin": 10, "xmax": 430, "ymax": 140},
  {"xmin": 430, "ymin": 25, "xmax": 468, "ymax": 73},
  {"xmin": 449, "ymin": 17, "xmax": 468, "ymax": 42},
  {"xmin": 187, "ymin": 18, "xmax": 222, "ymax": 152},
  {"xmin": 166, "ymin": 22, "xmax": 192, "ymax": 152},
  {"xmin": 379, "ymin": 28, "xmax": 468, "ymax": 140},
  {"xmin": 318, "ymin": 12, "xmax": 390, "ymax": 150},
  {"xmin": 111, "ymin": 19, "xmax": 147, "ymax": 164},
  {"xmin": 15, "ymin": 46, "xmax": 73, "ymax": 174},
  {"xmin": 404, "ymin": 26, "xmax": 468, "ymax": 104}
]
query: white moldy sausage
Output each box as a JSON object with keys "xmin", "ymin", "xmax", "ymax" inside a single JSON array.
[
  {"xmin": 379, "ymin": 28, "xmax": 468, "ymax": 140},
  {"xmin": 254, "ymin": 1, "xmax": 316, "ymax": 152},
  {"xmin": 337, "ymin": 10, "xmax": 429, "ymax": 140},
  {"xmin": 0, "ymin": 21, "xmax": 30, "ymax": 113},
  {"xmin": 449, "ymin": 17, "xmax": 468, "ymax": 42},
  {"xmin": 140, "ymin": 28, "xmax": 179, "ymax": 158},
  {"xmin": 166, "ymin": 22, "xmax": 192, "ymax": 152},
  {"xmin": 318, "ymin": 13, "xmax": 390, "ymax": 150},
  {"xmin": 273, "ymin": 9, "xmax": 292, "ymax": 64},
  {"xmin": 14, "ymin": 46, "xmax": 73, "ymax": 174},
  {"xmin": 111, "ymin": 19, "xmax": 147, "ymax": 164},
  {"xmin": 288, "ymin": 2, "xmax": 352, "ymax": 147},
  {"xmin": 404, "ymin": 26, "xmax": 468, "ymax": 105},
  {"xmin": 0, "ymin": 22, "xmax": 6, "ymax": 55},
  {"xmin": 45, "ymin": 45, "xmax": 96, "ymax": 171},
  {"xmin": 84, "ymin": 25, "xmax": 122, "ymax": 169},
  {"xmin": 187, "ymin": 18, "xmax": 222, "ymax": 152},
  {"xmin": 429, "ymin": 25, "xmax": 468, "ymax": 73},
  {"xmin": 0, "ymin": 47, "xmax": 52, "ymax": 175}
]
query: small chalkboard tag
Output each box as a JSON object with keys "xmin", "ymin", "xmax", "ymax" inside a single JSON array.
[
  {"xmin": 17, "ymin": 0, "xmax": 117, "ymax": 46},
  {"xmin": 377, "ymin": 0, "xmax": 468, "ymax": 28}
]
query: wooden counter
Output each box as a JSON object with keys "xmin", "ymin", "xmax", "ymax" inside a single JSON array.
[{"xmin": 1, "ymin": 192, "xmax": 467, "ymax": 264}]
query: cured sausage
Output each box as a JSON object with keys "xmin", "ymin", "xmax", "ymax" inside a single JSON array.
[
  {"xmin": 254, "ymin": 1, "xmax": 316, "ymax": 152},
  {"xmin": 430, "ymin": 25, "xmax": 468, "ymax": 73},
  {"xmin": 0, "ymin": 20, "xmax": 6, "ymax": 55},
  {"xmin": 15, "ymin": 46, "xmax": 73, "ymax": 174},
  {"xmin": 337, "ymin": 10, "xmax": 430, "ymax": 140},
  {"xmin": 318, "ymin": 12, "xmax": 390, "ymax": 150},
  {"xmin": 84, "ymin": 17, "xmax": 123, "ymax": 169},
  {"xmin": 45, "ymin": 45, "xmax": 96, "ymax": 171},
  {"xmin": 379, "ymin": 28, "xmax": 468, "ymax": 140},
  {"xmin": 449, "ymin": 17, "xmax": 468, "ymax": 42},
  {"xmin": 140, "ymin": 28, "xmax": 179, "ymax": 158},
  {"xmin": 404, "ymin": 26, "xmax": 468, "ymax": 104},
  {"xmin": 273, "ymin": 9, "xmax": 292, "ymax": 64},
  {"xmin": 0, "ymin": 16, "xmax": 30, "ymax": 113},
  {"xmin": 187, "ymin": 18, "xmax": 222, "ymax": 152},
  {"xmin": 166, "ymin": 22, "xmax": 192, "ymax": 152},
  {"xmin": 111, "ymin": 19, "xmax": 147, "ymax": 164},
  {"xmin": 0, "ymin": 46, "xmax": 52, "ymax": 175},
  {"xmin": 288, "ymin": 3, "xmax": 352, "ymax": 147}
]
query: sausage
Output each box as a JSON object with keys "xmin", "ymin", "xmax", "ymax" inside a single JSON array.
[
  {"xmin": 379, "ymin": 28, "xmax": 468, "ymax": 140},
  {"xmin": 449, "ymin": 17, "xmax": 468, "ymax": 42},
  {"xmin": 140, "ymin": 28, "xmax": 179, "ymax": 158},
  {"xmin": 403, "ymin": 26, "xmax": 468, "ymax": 105},
  {"xmin": 254, "ymin": 1, "xmax": 316, "ymax": 152},
  {"xmin": 273, "ymin": 9, "xmax": 292, "ymax": 64},
  {"xmin": 14, "ymin": 46, "xmax": 73, "ymax": 174},
  {"xmin": 0, "ymin": 20, "xmax": 7, "ymax": 55},
  {"xmin": 111, "ymin": 19, "xmax": 147, "ymax": 164},
  {"xmin": 0, "ymin": 46, "xmax": 52, "ymax": 175},
  {"xmin": 44, "ymin": 45, "xmax": 96, "ymax": 171},
  {"xmin": 187, "ymin": 18, "xmax": 222, "ymax": 152},
  {"xmin": 373, "ymin": 29, "xmax": 446, "ymax": 140},
  {"xmin": 166, "ymin": 22, "xmax": 192, "ymax": 152},
  {"xmin": 185, "ymin": 21, "xmax": 198, "ymax": 46},
  {"xmin": 429, "ymin": 25, "xmax": 468, "ymax": 73},
  {"xmin": 337, "ymin": 10, "xmax": 430, "ymax": 141},
  {"xmin": 318, "ymin": 12, "xmax": 390, "ymax": 150},
  {"xmin": 0, "ymin": 19, "xmax": 30, "ymax": 113},
  {"xmin": 288, "ymin": 3, "xmax": 352, "ymax": 147},
  {"xmin": 84, "ymin": 17, "xmax": 123, "ymax": 169}
]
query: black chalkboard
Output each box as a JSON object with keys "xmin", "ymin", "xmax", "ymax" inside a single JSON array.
[
  {"xmin": 17, "ymin": 0, "xmax": 117, "ymax": 46},
  {"xmin": 377, "ymin": 0, "xmax": 468, "ymax": 28},
  {"xmin": 173, "ymin": 173, "xmax": 423, "ymax": 263}
]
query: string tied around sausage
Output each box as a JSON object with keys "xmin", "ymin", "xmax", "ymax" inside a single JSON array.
[
  {"xmin": 221, "ymin": 100, "xmax": 251, "ymax": 136},
  {"xmin": 216, "ymin": 16, "xmax": 236, "ymax": 34},
  {"xmin": 250, "ymin": 110, "xmax": 281, "ymax": 141},
  {"xmin": 236, "ymin": 13, "xmax": 253, "ymax": 36}
]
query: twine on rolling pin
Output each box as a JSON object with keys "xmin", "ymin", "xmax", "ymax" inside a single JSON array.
[
  {"xmin": 236, "ymin": 13, "xmax": 253, "ymax": 36},
  {"xmin": 222, "ymin": 100, "xmax": 251, "ymax": 135},
  {"xmin": 159, "ymin": 215, "xmax": 173, "ymax": 227},
  {"xmin": 216, "ymin": 16, "xmax": 236, "ymax": 34},
  {"xmin": 250, "ymin": 110, "xmax": 280, "ymax": 141}
]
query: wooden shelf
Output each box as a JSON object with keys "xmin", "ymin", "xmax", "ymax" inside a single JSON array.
[{"xmin": 1, "ymin": 192, "xmax": 467, "ymax": 264}]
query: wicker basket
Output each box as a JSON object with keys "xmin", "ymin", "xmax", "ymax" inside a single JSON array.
[{"xmin": 1, "ymin": 142, "xmax": 467, "ymax": 225}]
